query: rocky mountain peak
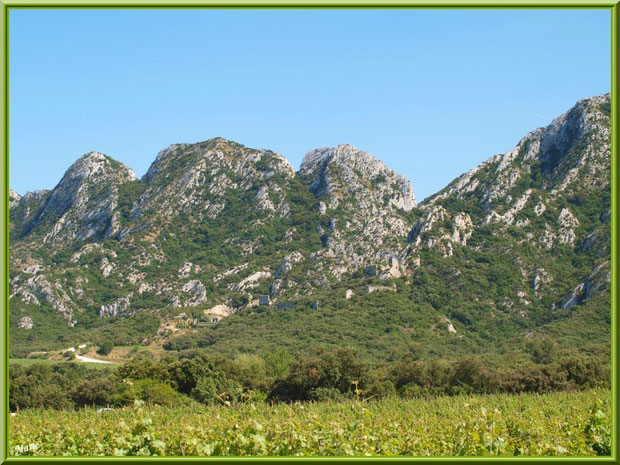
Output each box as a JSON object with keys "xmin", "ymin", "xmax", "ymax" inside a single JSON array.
[
  {"xmin": 514, "ymin": 94, "xmax": 611, "ymax": 185},
  {"xmin": 132, "ymin": 138, "xmax": 296, "ymax": 227},
  {"xmin": 9, "ymin": 189, "xmax": 21, "ymax": 208},
  {"xmin": 298, "ymin": 144, "xmax": 416, "ymax": 272},
  {"xmin": 299, "ymin": 144, "xmax": 416, "ymax": 212},
  {"xmin": 71, "ymin": 150, "xmax": 135, "ymax": 175},
  {"xmin": 144, "ymin": 137, "xmax": 295, "ymax": 185},
  {"xmin": 405, "ymin": 94, "xmax": 610, "ymax": 303},
  {"xmin": 427, "ymin": 93, "xmax": 610, "ymax": 211},
  {"xmin": 56, "ymin": 151, "xmax": 138, "ymax": 193},
  {"xmin": 8, "ymin": 94, "xmax": 610, "ymax": 341},
  {"xmin": 19, "ymin": 152, "xmax": 137, "ymax": 243}
]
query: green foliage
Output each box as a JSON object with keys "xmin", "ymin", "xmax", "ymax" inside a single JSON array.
[
  {"xmin": 191, "ymin": 375, "xmax": 242, "ymax": 405},
  {"xmin": 599, "ymin": 101, "xmax": 611, "ymax": 116},
  {"xmin": 9, "ymin": 390, "xmax": 611, "ymax": 456},
  {"xmin": 7, "ymin": 98, "xmax": 612, "ymax": 445},
  {"xmin": 71, "ymin": 378, "xmax": 116, "ymax": 408},
  {"xmin": 163, "ymin": 335, "xmax": 198, "ymax": 351},
  {"xmin": 117, "ymin": 180, "xmax": 148, "ymax": 226},
  {"xmin": 269, "ymin": 347, "xmax": 368, "ymax": 402},
  {"xmin": 97, "ymin": 340, "xmax": 114, "ymax": 356},
  {"xmin": 9, "ymin": 363, "xmax": 114, "ymax": 411},
  {"xmin": 371, "ymin": 173, "xmax": 387, "ymax": 188},
  {"xmin": 263, "ymin": 349, "xmax": 293, "ymax": 380},
  {"xmin": 133, "ymin": 379, "xmax": 180, "ymax": 407},
  {"xmin": 584, "ymin": 399, "xmax": 611, "ymax": 456},
  {"xmin": 526, "ymin": 334, "xmax": 558, "ymax": 364}
]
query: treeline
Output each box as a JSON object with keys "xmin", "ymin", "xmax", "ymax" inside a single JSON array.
[{"xmin": 9, "ymin": 341, "xmax": 610, "ymax": 411}]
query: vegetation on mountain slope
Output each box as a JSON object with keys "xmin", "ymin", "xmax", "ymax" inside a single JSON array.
[
  {"xmin": 8, "ymin": 94, "xmax": 611, "ymax": 367},
  {"xmin": 7, "ymin": 94, "xmax": 613, "ymax": 459}
]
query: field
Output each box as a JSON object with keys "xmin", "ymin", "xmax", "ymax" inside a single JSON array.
[
  {"xmin": 9, "ymin": 358, "xmax": 116, "ymax": 370},
  {"xmin": 9, "ymin": 389, "xmax": 611, "ymax": 457}
]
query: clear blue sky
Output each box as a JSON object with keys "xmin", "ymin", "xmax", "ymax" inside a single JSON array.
[{"xmin": 9, "ymin": 9, "xmax": 610, "ymax": 201}]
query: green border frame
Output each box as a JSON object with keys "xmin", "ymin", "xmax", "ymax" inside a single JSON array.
[{"xmin": 0, "ymin": 1, "xmax": 617, "ymax": 462}]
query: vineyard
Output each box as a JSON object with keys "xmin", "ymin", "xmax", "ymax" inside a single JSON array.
[{"xmin": 9, "ymin": 389, "xmax": 611, "ymax": 457}]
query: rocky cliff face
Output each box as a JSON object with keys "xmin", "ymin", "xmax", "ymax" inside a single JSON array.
[
  {"xmin": 15, "ymin": 152, "xmax": 137, "ymax": 243},
  {"xmin": 426, "ymin": 94, "xmax": 609, "ymax": 213},
  {"xmin": 8, "ymin": 95, "xmax": 611, "ymax": 357},
  {"xmin": 299, "ymin": 144, "xmax": 415, "ymax": 274},
  {"xmin": 131, "ymin": 137, "xmax": 296, "ymax": 229},
  {"xmin": 10, "ymin": 139, "xmax": 319, "ymax": 329},
  {"xmin": 10, "ymin": 190, "xmax": 50, "ymax": 236},
  {"xmin": 299, "ymin": 144, "xmax": 415, "ymax": 212},
  {"xmin": 405, "ymin": 94, "xmax": 611, "ymax": 314}
]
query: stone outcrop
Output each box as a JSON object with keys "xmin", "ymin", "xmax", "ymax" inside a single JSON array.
[
  {"xmin": 22, "ymin": 152, "xmax": 137, "ymax": 243},
  {"xmin": 182, "ymin": 280, "xmax": 207, "ymax": 306},
  {"xmin": 9, "ymin": 189, "xmax": 21, "ymax": 209},
  {"xmin": 204, "ymin": 304, "xmax": 233, "ymax": 318},
  {"xmin": 131, "ymin": 138, "xmax": 295, "ymax": 227},
  {"xmin": 230, "ymin": 271, "xmax": 271, "ymax": 291},
  {"xmin": 299, "ymin": 144, "xmax": 415, "ymax": 271},
  {"xmin": 17, "ymin": 316, "xmax": 34, "ymax": 329},
  {"xmin": 366, "ymin": 284, "xmax": 396, "ymax": 294},
  {"xmin": 558, "ymin": 208, "xmax": 579, "ymax": 246},
  {"xmin": 407, "ymin": 207, "xmax": 473, "ymax": 257},
  {"xmin": 532, "ymin": 268, "xmax": 553, "ymax": 295},
  {"xmin": 440, "ymin": 317, "xmax": 456, "ymax": 334},
  {"xmin": 299, "ymin": 144, "xmax": 415, "ymax": 212},
  {"xmin": 10, "ymin": 274, "xmax": 76, "ymax": 326},
  {"xmin": 99, "ymin": 296, "xmax": 131, "ymax": 318},
  {"xmin": 274, "ymin": 252, "xmax": 305, "ymax": 278}
]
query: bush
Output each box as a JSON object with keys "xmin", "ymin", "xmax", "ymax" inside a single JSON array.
[
  {"xmin": 9, "ymin": 364, "xmax": 74, "ymax": 411},
  {"xmin": 232, "ymin": 354, "xmax": 267, "ymax": 390},
  {"xmin": 110, "ymin": 381, "xmax": 139, "ymax": 407},
  {"xmin": 163, "ymin": 335, "xmax": 198, "ymax": 351},
  {"xmin": 191, "ymin": 375, "xmax": 242, "ymax": 405},
  {"xmin": 558, "ymin": 354, "xmax": 609, "ymax": 389},
  {"xmin": 264, "ymin": 349, "xmax": 293, "ymax": 380},
  {"xmin": 117, "ymin": 355, "xmax": 171, "ymax": 384},
  {"xmin": 8, "ymin": 344, "xmax": 612, "ymax": 413},
  {"xmin": 450, "ymin": 355, "xmax": 497, "ymax": 394},
  {"xmin": 390, "ymin": 358, "xmax": 453, "ymax": 396},
  {"xmin": 310, "ymin": 387, "xmax": 347, "ymax": 402},
  {"xmin": 500, "ymin": 365, "xmax": 567, "ymax": 393}
]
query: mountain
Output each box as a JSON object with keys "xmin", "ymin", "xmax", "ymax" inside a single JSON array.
[
  {"xmin": 406, "ymin": 94, "xmax": 610, "ymax": 314},
  {"xmin": 11, "ymin": 152, "xmax": 137, "ymax": 243},
  {"xmin": 8, "ymin": 94, "xmax": 611, "ymax": 361},
  {"xmin": 298, "ymin": 144, "xmax": 415, "ymax": 275}
]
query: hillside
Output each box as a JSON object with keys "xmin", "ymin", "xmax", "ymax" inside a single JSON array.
[{"xmin": 8, "ymin": 94, "xmax": 611, "ymax": 361}]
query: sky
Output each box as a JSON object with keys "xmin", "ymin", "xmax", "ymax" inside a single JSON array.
[{"xmin": 9, "ymin": 9, "xmax": 611, "ymax": 201}]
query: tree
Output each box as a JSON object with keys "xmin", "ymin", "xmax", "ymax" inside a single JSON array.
[
  {"xmin": 451, "ymin": 355, "xmax": 496, "ymax": 394},
  {"xmin": 97, "ymin": 340, "xmax": 114, "ymax": 356},
  {"xmin": 270, "ymin": 347, "xmax": 369, "ymax": 402},
  {"xmin": 134, "ymin": 379, "xmax": 179, "ymax": 406},
  {"xmin": 71, "ymin": 378, "xmax": 115, "ymax": 407},
  {"xmin": 263, "ymin": 349, "xmax": 293, "ymax": 380},
  {"xmin": 526, "ymin": 334, "xmax": 558, "ymax": 364}
]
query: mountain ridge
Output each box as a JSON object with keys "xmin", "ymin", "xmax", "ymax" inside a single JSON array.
[{"xmin": 8, "ymin": 93, "xmax": 611, "ymax": 361}]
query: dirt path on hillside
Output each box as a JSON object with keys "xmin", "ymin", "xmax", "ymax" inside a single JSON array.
[{"xmin": 75, "ymin": 354, "xmax": 114, "ymax": 364}]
